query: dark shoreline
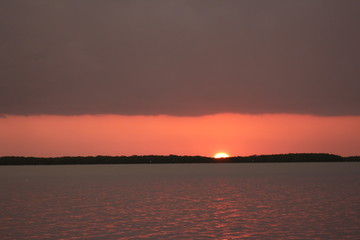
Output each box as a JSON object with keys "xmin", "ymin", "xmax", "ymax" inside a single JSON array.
[{"xmin": 0, "ymin": 153, "xmax": 359, "ymax": 165}]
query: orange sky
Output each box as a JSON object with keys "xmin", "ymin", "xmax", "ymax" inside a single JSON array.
[{"xmin": 0, "ymin": 114, "xmax": 359, "ymax": 157}]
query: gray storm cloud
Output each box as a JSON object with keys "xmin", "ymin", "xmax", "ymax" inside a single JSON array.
[{"xmin": 1, "ymin": 0, "xmax": 359, "ymax": 116}]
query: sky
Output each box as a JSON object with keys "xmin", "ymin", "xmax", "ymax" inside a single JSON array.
[{"xmin": 1, "ymin": 0, "xmax": 359, "ymax": 157}]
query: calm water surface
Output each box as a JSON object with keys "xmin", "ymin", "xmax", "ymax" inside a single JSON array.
[{"xmin": 1, "ymin": 163, "xmax": 360, "ymax": 239}]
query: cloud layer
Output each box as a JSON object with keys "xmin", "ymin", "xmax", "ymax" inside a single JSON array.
[{"xmin": 1, "ymin": 0, "xmax": 359, "ymax": 116}]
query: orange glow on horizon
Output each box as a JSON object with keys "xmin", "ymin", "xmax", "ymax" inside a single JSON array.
[
  {"xmin": 214, "ymin": 153, "xmax": 230, "ymax": 158},
  {"xmin": 0, "ymin": 113, "xmax": 359, "ymax": 157}
]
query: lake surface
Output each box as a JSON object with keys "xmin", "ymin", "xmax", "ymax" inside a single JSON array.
[{"xmin": 1, "ymin": 163, "xmax": 360, "ymax": 239}]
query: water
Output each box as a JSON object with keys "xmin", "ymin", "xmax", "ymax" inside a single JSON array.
[{"xmin": 1, "ymin": 163, "xmax": 360, "ymax": 239}]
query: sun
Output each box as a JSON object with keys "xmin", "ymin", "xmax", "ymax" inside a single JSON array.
[{"xmin": 214, "ymin": 152, "xmax": 230, "ymax": 159}]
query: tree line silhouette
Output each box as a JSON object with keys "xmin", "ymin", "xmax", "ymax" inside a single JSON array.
[{"xmin": 0, "ymin": 153, "xmax": 359, "ymax": 165}]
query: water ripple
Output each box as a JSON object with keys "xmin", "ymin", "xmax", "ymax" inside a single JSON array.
[{"xmin": 1, "ymin": 163, "xmax": 360, "ymax": 239}]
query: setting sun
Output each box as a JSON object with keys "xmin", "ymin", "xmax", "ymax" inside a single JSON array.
[{"xmin": 214, "ymin": 152, "xmax": 230, "ymax": 158}]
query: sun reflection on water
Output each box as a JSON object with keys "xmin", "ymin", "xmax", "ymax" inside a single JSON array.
[{"xmin": 1, "ymin": 163, "xmax": 360, "ymax": 239}]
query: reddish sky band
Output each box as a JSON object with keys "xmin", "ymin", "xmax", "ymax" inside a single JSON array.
[{"xmin": 1, "ymin": 114, "xmax": 359, "ymax": 157}]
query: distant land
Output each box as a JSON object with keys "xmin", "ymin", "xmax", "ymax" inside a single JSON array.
[{"xmin": 0, "ymin": 153, "xmax": 359, "ymax": 165}]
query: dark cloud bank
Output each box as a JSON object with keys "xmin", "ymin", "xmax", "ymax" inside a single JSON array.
[{"xmin": 1, "ymin": 0, "xmax": 359, "ymax": 116}]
